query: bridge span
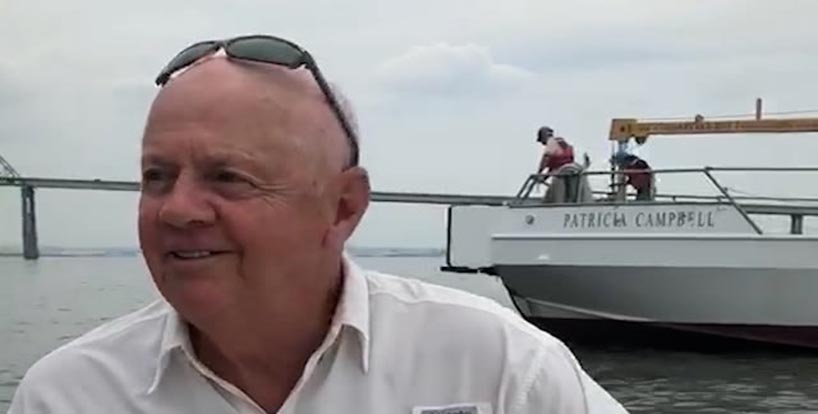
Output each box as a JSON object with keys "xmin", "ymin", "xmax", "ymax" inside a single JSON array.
[{"xmin": 0, "ymin": 176, "xmax": 511, "ymax": 259}]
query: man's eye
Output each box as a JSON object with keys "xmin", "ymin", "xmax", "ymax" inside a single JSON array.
[
  {"xmin": 215, "ymin": 171, "xmax": 244, "ymax": 183},
  {"xmin": 211, "ymin": 171, "xmax": 257, "ymax": 196},
  {"xmin": 142, "ymin": 169, "xmax": 166, "ymax": 182},
  {"xmin": 141, "ymin": 169, "xmax": 174, "ymax": 194}
]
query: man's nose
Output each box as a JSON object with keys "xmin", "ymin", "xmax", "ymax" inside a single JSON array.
[{"xmin": 158, "ymin": 174, "xmax": 216, "ymax": 229}]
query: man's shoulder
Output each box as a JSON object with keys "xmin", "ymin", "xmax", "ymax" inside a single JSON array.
[
  {"xmin": 59, "ymin": 299, "xmax": 169, "ymax": 350},
  {"xmin": 362, "ymin": 269, "xmax": 561, "ymax": 349},
  {"xmin": 358, "ymin": 269, "xmax": 618, "ymax": 412},
  {"xmin": 19, "ymin": 300, "xmax": 169, "ymax": 388},
  {"xmin": 364, "ymin": 270, "xmax": 502, "ymax": 311}
]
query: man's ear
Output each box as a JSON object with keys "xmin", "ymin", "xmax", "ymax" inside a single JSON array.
[{"xmin": 324, "ymin": 167, "xmax": 370, "ymax": 250}]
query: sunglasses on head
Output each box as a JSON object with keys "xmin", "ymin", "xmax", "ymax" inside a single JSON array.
[{"xmin": 155, "ymin": 34, "xmax": 359, "ymax": 167}]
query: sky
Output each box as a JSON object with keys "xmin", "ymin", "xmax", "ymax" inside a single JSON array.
[{"xmin": 2, "ymin": 0, "xmax": 818, "ymax": 249}]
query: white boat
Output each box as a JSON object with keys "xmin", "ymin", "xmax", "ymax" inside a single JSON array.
[{"xmin": 444, "ymin": 102, "xmax": 818, "ymax": 348}]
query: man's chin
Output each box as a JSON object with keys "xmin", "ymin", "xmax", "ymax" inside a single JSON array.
[
  {"xmin": 158, "ymin": 277, "xmax": 238, "ymax": 321},
  {"xmin": 152, "ymin": 259, "xmax": 238, "ymax": 305}
]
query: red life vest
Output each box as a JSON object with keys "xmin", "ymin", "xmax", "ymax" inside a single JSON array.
[
  {"xmin": 546, "ymin": 138, "xmax": 575, "ymax": 172},
  {"xmin": 626, "ymin": 158, "xmax": 651, "ymax": 190}
]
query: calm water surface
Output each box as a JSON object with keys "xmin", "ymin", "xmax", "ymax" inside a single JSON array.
[{"xmin": 2, "ymin": 255, "xmax": 817, "ymax": 413}]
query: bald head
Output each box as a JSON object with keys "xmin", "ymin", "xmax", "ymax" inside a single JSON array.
[
  {"xmin": 138, "ymin": 52, "xmax": 373, "ymax": 350},
  {"xmin": 144, "ymin": 57, "xmax": 351, "ymax": 177}
]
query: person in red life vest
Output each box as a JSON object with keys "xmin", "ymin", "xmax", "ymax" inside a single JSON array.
[{"xmin": 536, "ymin": 126, "xmax": 575, "ymax": 177}]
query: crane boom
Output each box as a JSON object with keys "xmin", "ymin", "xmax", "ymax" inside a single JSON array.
[
  {"xmin": 606, "ymin": 99, "xmax": 818, "ymax": 201},
  {"xmin": 610, "ymin": 117, "xmax": 818, "ymax": 141},
  {"xmin": 609, "ymin": 100, "xmax": 818, "ymax": 142}
]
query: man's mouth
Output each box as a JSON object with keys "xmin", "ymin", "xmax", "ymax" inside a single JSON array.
[{"xmin": 168, "ymin": 250, "xmax": 227, "ymax": 260}]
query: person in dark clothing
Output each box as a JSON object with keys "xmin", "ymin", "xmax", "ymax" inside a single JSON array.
[{"xmin": 613, "ymin": 153, "xmax": 654, "ymax": 201}]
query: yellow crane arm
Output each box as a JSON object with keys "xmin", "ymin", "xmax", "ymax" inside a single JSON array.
[
  {"xmin": 610, "ymin": 117, "xmax": 818, "ymax": 141},
  {"xmin": 609, "ymin": 100, "xmax": 818, "ymax": 142}
]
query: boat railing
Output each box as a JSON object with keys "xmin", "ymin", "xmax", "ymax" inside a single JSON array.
[{"xmin": 513, "ymin": 166, "xmax": 818, "ymax": 235}]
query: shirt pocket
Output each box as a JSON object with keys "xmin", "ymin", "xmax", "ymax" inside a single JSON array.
[{"xmin": 411, "ymin": 402, "xmax": 492, "ymax": 414}]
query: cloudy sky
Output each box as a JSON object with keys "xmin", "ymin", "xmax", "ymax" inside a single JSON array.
[{"xmin": 2, "ymin": 0, "xmax": 818, "ymax": 249}]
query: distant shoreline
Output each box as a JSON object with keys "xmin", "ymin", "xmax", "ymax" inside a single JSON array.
[{"xmin": 0, "ymin": 246, "xmax": 446, "ymax": 258}]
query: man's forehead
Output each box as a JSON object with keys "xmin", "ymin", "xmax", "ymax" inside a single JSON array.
[
  {"xmin": 144, "ymin": 56, "xmax": 347, "ymax": 174},
  {"xmin": 142, "ymin": 145, "xmax": 267, "ymax": 166},
  {"xmin": 146, "ymin": 56, "xmax": 328, "ymax": 132},
  {"xmin": 157, "ymin": 56, "xmax": 323, "ymax": 104}
]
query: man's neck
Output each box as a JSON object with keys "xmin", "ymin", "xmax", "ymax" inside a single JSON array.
[{"xmin": 187, "ymin": 262, "xmax": 344, "ymax": 412}]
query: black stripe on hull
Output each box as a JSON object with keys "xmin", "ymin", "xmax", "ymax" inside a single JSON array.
[{"xmin": 527, "ymin": 317, "xmax": 818, "ymax": 352}]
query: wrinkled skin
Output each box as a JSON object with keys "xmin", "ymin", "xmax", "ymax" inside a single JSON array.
[{"xmin": 138, "ymin": 57, "xmax": 369, "ymax": 411}]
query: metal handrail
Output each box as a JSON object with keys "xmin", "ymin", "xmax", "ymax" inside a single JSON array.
[
  {"xmin": 700, "ymin": 166, "xmax": 818, "ymax": 172},
  {"xmin": 515, "ymin": 166, "xmax": 818, "ymax": 234},
  {"xmin": 594, "ymin": 190, "xmax": 818, "ymax": 204},
  {"xmin": 701, "ymin": 168, "xmax": 762, "ymax": 234},
  {"xmin": 526, "ymin": 166, "xmax": 818, "ymax": 180}
]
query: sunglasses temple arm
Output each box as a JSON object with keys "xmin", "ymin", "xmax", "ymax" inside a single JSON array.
[{"xmin": 306, "ymin": 59, "xmax": 360, "ymax": 164}]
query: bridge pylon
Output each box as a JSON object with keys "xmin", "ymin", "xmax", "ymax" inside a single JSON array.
[{"xmin": 1, "ymin": 154, "xmax": 38, "ymax": 259}]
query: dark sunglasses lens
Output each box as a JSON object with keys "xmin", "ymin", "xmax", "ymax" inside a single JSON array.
[
  {"xmin": 159, "ymin": 42, "xmax": 218, "ymax": 84},
  {"xmin": 228, "ymin": 37, "xmax": 303, "ymax": 68}
]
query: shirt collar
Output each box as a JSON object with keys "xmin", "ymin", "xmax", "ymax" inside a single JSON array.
[
  {"xmin": 147, "ymin": 302, "xmax": 192, "ymax": 394},
  {"xmin": 147, "ymin": 253, "xmax": 371, "ymax": 394},
  {"xmin": 337, "ymin": 253, "xmax": 371, "ymax": 372}
]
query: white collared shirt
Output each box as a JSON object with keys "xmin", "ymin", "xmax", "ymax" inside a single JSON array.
[{"xmin": 8, "ymin": 258, "xmax": 627, "ymax": 414}]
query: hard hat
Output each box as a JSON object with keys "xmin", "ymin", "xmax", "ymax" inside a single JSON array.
[{"xmin": 536, "ymin": 126, "xmax": 554, "ymax": 142}]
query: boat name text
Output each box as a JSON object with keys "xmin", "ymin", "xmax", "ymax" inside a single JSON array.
[{"xmin": 563, "ymin": 210, "xmax": 716, "ymax": 229}]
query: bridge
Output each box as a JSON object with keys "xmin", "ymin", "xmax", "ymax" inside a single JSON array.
[
  {"xmin": 7, "ymin": 154, "xmax": 818, "ymax": 260},
  {"xmin": 0, "ymin": 155, "xmax": 511, "ymax": 259}
]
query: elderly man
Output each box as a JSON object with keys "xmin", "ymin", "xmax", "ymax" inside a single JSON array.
[{"xmin": 8, "ymin": 35, "xmax": 627, "ymax": 414}]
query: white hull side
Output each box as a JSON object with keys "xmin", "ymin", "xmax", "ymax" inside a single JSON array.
[{"xmin": 497, "ymin": 264, "xmax": 818, "ymax": 326}]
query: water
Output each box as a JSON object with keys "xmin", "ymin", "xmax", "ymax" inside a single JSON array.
[{"xmin": 2, "ymin": 255, "xmax": 818, "ymax": 413}]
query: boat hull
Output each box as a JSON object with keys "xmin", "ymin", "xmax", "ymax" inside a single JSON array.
[
  {"xmin": 498, "ymin": 264, "xmax": 818, "ymax": 348},
  {"xmin": 520, "ymin": 317, "xmax": 818, "ymax": 350}
]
